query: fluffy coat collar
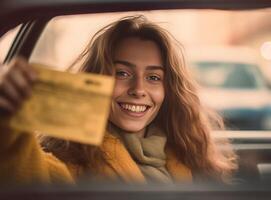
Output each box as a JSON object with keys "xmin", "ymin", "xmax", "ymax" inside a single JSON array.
[{"xmin": 98, "ymin": 133, "xmax": 192, "ymax": 183}]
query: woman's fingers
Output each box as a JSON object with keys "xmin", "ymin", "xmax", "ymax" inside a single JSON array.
[
  {"xmin": 0, "ymin": 96, "xmax": 16, "ymax": 113},
  {"xmin": 12, "ymin": 57, "xmax": 37, "ymax": 83},
  {"xmin": 0, "ymin": 77, "xmax": 22, "ymax": 104},
  {"xmin": 8, "ymin": 67, "xmax": 33, "ymax": 98},
  {"xmin": 0, "ymin": 57, "xmax": 37, "ymax": 115}
]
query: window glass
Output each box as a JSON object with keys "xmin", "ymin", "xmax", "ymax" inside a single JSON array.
[{"xmin": 30, "ymin": 9, "xmax": 271, "ymax": 131}]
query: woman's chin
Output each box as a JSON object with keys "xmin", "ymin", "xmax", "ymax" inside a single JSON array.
[
  {"xmin": 121, "ymin": 125, "xmax": 145, "ymax": 133},
  {"xmin": 113, "ymin": 121, "xmax": 146, "ymax": 133}
]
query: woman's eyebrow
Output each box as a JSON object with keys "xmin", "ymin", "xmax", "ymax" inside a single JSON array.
[
  {"xmin": 146, "ymin": 66, "xmax": 164, "ymax": 71},
  {"xmin": 114, "ymin": 60, "xmax": 136, "ymax": 68},
  {"xmin": 114, "ymin": 60, "xmax": 164, "ymax": 71}
]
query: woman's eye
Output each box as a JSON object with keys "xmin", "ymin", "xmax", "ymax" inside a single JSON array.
[
  {"xmin": 116, "ymin": 71, "xmax": 130, "ymax": 78},
  {"xmin": 147, "ymin": 75, "xmax": 161, "ymax": 81}
]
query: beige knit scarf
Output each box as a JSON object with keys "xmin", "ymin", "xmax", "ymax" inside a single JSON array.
[{"xmin": 107, "ymin": 123, "xmax": 173, "ymax": 183}]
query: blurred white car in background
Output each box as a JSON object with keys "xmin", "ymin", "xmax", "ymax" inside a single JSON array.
[{"xmin": 188, "ymin": 46, "xmax": 271, "ymax": 130}]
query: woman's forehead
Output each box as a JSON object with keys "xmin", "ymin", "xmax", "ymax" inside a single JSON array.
[{"xmin": 114, "ymin": 37, "xmax": 163, "ymax": 63}]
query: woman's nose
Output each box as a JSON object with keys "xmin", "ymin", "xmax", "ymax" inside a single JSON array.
[{"xmin": 127, "ymin": 78, "xmax": 146, "ymax": 98}]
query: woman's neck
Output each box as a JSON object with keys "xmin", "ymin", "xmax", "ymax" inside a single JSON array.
[
  {"xmin": 135, "ymin": 128, "xmax": 146, "ymax": 138},
  {"xmin": 108, "ymin": 122, "xmax": 146, "ymax": 138}
]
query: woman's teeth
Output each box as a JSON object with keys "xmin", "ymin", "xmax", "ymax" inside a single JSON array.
[{"xmin": 120, "ymin": 103, "xmax": 147, "ymax": 112}]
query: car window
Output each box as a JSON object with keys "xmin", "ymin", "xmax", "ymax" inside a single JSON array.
[
  {"xmin": 29, "ymin": 9, "xmax": 271, "ymax": 131},
  {"xmin": 1, "ymin": 3, "xmax": 271, "ymax": 192}
]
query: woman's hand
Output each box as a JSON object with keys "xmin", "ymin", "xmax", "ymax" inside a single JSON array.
[{"xmin": 0, "ymin": 57, "xmax": 37, "ymax": 116}]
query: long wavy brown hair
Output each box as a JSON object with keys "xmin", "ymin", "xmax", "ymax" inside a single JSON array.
[{"xmin": 40, "ymin": 15, "xmax": 237, "ymax": 182}]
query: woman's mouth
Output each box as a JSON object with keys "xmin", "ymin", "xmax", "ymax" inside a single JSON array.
[{"xmin": 118, "ymin": 102, "xmax": 151, "ymax": 117}]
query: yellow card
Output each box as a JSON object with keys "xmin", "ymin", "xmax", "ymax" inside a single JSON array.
[{"xmin": 9, "ymin": 63, "xmax": 114, "ymax": 145}]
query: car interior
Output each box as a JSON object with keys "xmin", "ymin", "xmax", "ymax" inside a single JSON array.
[{"xmin": 0, "ymin": 0, "xmax": 271, "ymax": 199}]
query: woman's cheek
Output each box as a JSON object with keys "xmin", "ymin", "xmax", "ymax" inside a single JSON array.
[
  {"xmin": 112, "ymin": 80, "xmax": 125, "ymax": 98},
  {"xmin": 152, "ymin": 85, "xmax": 165, "ymax": 106}
]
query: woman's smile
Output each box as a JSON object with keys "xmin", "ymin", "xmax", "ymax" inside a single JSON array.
[{"xmin": 117, "ymin": 102, "xmax": 151, "ymax": 117}]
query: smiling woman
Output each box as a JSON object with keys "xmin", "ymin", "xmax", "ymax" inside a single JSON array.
[
  {"xmin": 39, "ymin": 15, "xmax": 237, "ymax": 183},
  {"xmin": 0, "ymin": 15, "xmax": 236, "ymax": 185}
]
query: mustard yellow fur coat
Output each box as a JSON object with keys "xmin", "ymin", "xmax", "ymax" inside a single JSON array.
[{"xmin": 0, "ymin": 129, "xmax": 192, "ymax": 185}]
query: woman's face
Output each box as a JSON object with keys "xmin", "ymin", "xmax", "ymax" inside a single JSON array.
[{"xmin": 109, "ymin": 37, "xmax": 165, "ymax": 133}]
